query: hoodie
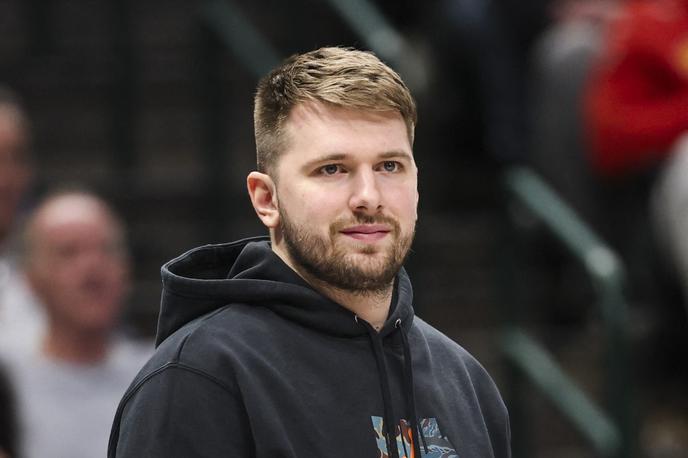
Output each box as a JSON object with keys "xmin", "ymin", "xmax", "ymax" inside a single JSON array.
[{"xmin": 108, "ymin": 237, "xmax": 511, "ymax": 457}]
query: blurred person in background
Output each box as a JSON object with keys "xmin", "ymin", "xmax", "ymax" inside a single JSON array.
[
  {"xmin": 523, "ymin": 0, "xmax": 623, "ymax": 328},
  {"xmin": 585, "ymin": 0, "xmax": 688, "ymax": 297},
  {"xmin": 529, "ymin": 0, "xmax": 621, "ymax": 226},
  {"xmin": 585, "ymin": 0, "xmax": 688, "ymax": 327},
  {"xmin": 585, "ymin": 0, "xmax": 688, "ymax": 454},
  {"xmin": 0, "ymin": 85, "xmax": 44, "ymax": 352},
  {"xmin": 0, "ymin": 190, "xmax": 152, "ymax": 458}
]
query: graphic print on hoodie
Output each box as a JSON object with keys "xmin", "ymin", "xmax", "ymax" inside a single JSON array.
[
  {"xmin": 108, "ymin": 237, "xmax": 511, "ymax": 458},
  {"xmin": 372, "ymin": 416, "xmax": 458, "ymax": 458}
]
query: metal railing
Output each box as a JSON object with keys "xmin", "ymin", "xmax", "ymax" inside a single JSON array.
[
  {"xmin": 502, "ymin": 166, "xmax": 633, "ymax": 457},
  {"xmin": 199, "ymin": 0, "xmax": 280, "ymax": 78}
]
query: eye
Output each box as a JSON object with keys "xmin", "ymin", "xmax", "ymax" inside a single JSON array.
[
  {"xmin": 381, "ymin": 161, "xmax": 400, "ymax": 172},
  {"xmin": 319, "ymin": 164, "xmax": 343, "ymax": 175}
]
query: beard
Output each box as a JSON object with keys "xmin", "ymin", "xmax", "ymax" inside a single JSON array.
[{"xmin": 279, "ymin": 208, "xmax": 415, "ymax": 295}]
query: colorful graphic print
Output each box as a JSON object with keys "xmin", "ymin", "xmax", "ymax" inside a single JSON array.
[{"xmin": 371, "ymin": 416, "xmax": 458, "ymax": 458}]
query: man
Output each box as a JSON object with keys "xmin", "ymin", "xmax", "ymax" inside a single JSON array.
[
  {"xmin": 109, "ymin": 47, "xmax": 510, "ymax": 457},
  {"xmin": 584, "ymin": 1, "xmax": 688, "ymax": 451},
  {"xmin": 0, "ymin": 85, "xmax": 44, "ymax": 352},
  {"xmin": 585, "ymin": 0, "xmax": 688, "ymax": 306},
  {"xmin": 0, "ymin": 191, "xmax": 151, "ymax": 458},
  {"xmin": 0, "ymin": 87, "xmax": 32, "ymax": 250}
]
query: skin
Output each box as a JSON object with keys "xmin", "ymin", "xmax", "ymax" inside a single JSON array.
[
  {"xmin": 25, "ymin": 194, "xmax": 129, "ymax": 363},
  {"xmin": 248, "ymin": 102, "xmax": 418, "ymax": 330},
  {"xmin": 0, "ymin": 106, "xmax": 31, "ymax": 245}
]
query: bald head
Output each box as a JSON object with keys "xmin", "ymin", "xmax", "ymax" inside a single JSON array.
[
  {"xmin": 23, "ymin": 191, "xmax": 129, "ymax": 335},
  {"xmin": 24, "ymin": 192, "xmax": 125, "ymax": 259}
]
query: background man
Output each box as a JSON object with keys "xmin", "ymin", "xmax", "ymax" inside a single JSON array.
[
  {"xmin": 109, "ymin": 47, "xmax": 510, "ymax": 458},
  {"xmin": 0, "ymin": 85, "xmax": 43, "ymax": 350},
  {"xmin": 0, "ymin": 190, "xmax": 151, "ymax": 458}
]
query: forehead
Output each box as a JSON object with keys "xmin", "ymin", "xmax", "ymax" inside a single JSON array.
[
  {"xmin": 281, "ymin": 102, "xmax": 412, "ymax": 161},
  {"xmin": 32, "ymin": 197, "xmax": 118, "ymax": 244}
]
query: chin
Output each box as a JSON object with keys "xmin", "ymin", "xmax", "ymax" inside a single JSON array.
[{"xmin": 80, "ymin": 320, "xmax": 117, "ymax": 335}]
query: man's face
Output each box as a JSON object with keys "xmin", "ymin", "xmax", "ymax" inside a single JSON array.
[
  {"xmin": 0, "ymin": 108, "xmax": 31, "ymax": 240},
  {"xmin": 27, "ymin": 196, "xmax": 129, "ymax": 334},
  {"xmin": 272, "ymin": 102, "xmax": 418, "ymax": 293}
]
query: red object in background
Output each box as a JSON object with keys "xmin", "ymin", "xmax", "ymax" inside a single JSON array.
[{"xmin": 584, "ymin": 0, "xmax": 688, "ymax": 176}]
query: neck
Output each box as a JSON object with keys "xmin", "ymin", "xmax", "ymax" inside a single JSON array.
[
  {"xmin": 310, "ymin": 277, "xmax": 393, "ymax": 332},
  {"xmin": 41, "ymin": 326, "xmax": 110, "ymax": 364},
  {"xmin": 271, "ymin": 238, "xmax": 395, "ymax": 332}
]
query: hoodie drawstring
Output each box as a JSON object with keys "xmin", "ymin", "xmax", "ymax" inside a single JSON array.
[
  {"xmin": 396, "ymin": 319, "xmax": 429, "ymax": 456},
  {"xmin": 366, "ymin": 322, "xmax": 401, "ymax": 458},
  {"xmin": 360, "ymin": 316, "xmax": 428, "ymax": 458}
]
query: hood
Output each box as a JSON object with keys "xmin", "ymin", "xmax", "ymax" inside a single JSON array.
[{"xmin": 155, "ymin": 236, "xmax": 415, "ymax": 346}]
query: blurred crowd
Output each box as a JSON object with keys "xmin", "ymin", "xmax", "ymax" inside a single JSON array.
[
  {"xmin": 1, "ymin": 0, "xmax": 688, "ymax": 456},
  {"xmin": 525, "ymin": 0, "xmax": 688, "ymax": 454},
  {"xmin": 0, "ymin": 88, "xmax": 151, "ymax": 458}
]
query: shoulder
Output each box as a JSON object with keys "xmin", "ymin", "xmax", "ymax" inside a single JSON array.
[
  {"xmin": 411, "ymin": 318, "xmax": 510, "ymax": 422},
  {"xmin": 128, "ymin": 304, "xmax": 270, "ymax": 389},
  {"xmin": 411, "ymin": 317, "xmax": 500, "ymax": 387},
  {"xmin": 411, "ymin": 318, "xmax": 475, "ymax": 361}
]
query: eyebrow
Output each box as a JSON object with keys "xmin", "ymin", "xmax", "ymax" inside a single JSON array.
[
  {"xmin": 378, "ymin": 150, "xmax": 413, "ymax": 160},
  {"xmin": 301, "ymin": 150, "xmax": 413, "ymax": 171}
]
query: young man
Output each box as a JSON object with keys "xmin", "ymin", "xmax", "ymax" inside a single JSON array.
[{"xmin": 109, "ymin": 47, "xmax": 511, "ymax": 458}]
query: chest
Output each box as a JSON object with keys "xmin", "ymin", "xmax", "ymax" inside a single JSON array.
[{"xmin": 223, "ymin": 331, "xmax": 487, "ymax": 458}]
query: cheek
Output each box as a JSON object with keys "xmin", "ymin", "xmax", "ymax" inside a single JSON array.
[
  {"xmin": 391, "ymin": 187, "xmax": 418, "ymax": 217},
  {"xmin": 283, "ymin": 188, "xmax": 337, "ymax": 222},
  {"xmin": 107, "ymin": 267, "xmax": 128, "ymax": 294},
  {"xmin": 54, "ymin": 271, "xmax": 81, "ymax": 297}
]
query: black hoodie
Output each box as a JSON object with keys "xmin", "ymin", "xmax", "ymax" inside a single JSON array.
[{"xmin": 109, "ymin": 237, "xmax": 511, "ymax": 457}]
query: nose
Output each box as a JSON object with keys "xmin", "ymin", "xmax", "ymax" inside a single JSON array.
[
  {"xmin": 349, "ymin": 169, "xmax": 382, "ymax": 215},
  {"xmin": 76, "ymin": 244, "xmax": 120, "ymax": 272}
]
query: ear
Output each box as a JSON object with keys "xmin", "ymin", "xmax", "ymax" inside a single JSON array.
[{"xmin": 247, "ymin": 171, "xmax": 280, "ymax": 229}]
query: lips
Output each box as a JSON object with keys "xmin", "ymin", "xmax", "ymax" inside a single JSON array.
[{"xmin": 339, "ymin": 224, "xmax": 391, "ymax": 242}]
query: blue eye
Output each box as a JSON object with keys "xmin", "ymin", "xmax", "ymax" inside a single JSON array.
[
  {"xmin": 321, "ymin": 164, "xmax": 341, "ymax": 175},
  {"xmin": 382, "ymin": 161, "xmax": 398, "ymax": 172}
]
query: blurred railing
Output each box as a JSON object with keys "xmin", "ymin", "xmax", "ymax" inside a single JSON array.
[
  {"xmin": 502, "ymin": 166, "xmax": 634, "ymax": 458},
  {"xmin": 199, "ymin": 0, "xmax": 280, "ymax": 77}
]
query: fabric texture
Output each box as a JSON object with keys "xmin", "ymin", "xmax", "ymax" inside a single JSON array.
[
  {"xmin": 0, "ymin": 257, "xmax": 45, "ymax": 353},
  {"xmin": 109, "ymin": 237, "xmax": 511, "ymax": 458}
]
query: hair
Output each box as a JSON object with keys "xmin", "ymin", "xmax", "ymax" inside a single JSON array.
[{"xmin": 253, "ymin": 47, "xmax": 417, "ymax": 175}]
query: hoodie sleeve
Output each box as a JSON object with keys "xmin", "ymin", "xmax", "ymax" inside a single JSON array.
[{"xmin": 110, "ymin": 365, "xmax": 253, "ymax": 457}]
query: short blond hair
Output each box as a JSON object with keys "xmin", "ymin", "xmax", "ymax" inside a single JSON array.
[{"xmin": 253, "ymin": 47, "xmax": 417, "ymax": 174}]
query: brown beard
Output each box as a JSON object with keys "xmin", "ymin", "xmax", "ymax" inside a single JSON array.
[{"xmin": 279, "ymin": 208, "xmax": 414, "ymax": 295}]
